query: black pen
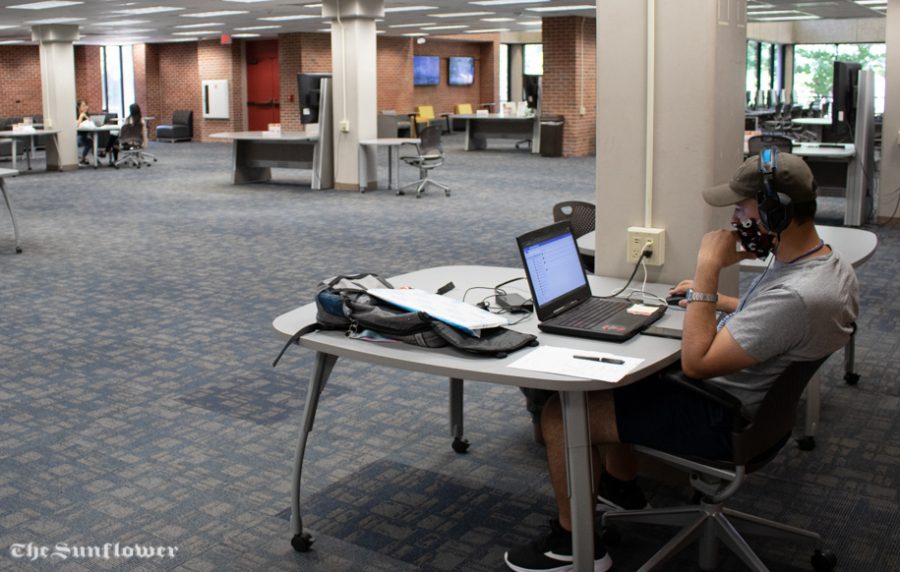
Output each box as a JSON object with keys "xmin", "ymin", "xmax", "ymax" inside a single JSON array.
[{"xmin": 573, "ymin": 355, "xmax": 625, "ymax": 365}]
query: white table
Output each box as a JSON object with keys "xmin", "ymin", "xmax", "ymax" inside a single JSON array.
[
  {"xmin": 0, "ymin": 167, "xmax": 21, "ymax": 253},
  {"xmin": 0, "ymin": 129, "xmax": 61, "ymax": 171},
  {"xmin": 273, "ymin": 265, "xmax": 682, "ymax": 571},
  {"xmin": 453, "ymin": 114, "xmax": 540, "ymax": 153},
  {"xmin": 358, "ymin": 137, "xmax": 419, "ymax": 193},
  {"xmin": 209, "ymin": 131, "xmax": 323, "ymax": 188},
  {"xmin": 792, "ymin": 117, "xmax": 832, "ymax": 126},
  {"xmin": 77, "ymin": 124, "xmax": 121, "ymax": 168}
]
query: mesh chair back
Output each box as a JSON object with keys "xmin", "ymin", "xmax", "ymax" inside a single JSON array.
[
  {"xmin": 552, "ymin": 201, "xmax": 596, "ymax": 239},
  {"xmin": 119, "ymin": 122, "xmax": 143, "ymax": 148},
  {"xmin": 747, "ymin": 134, "xmax": 792, "ymax": 156},
  {"xmin": 418, "ymin": 125, "xmax": 443, "ymax": 155},
  {"xmin": 732, "ymin": 357, "xmax": 828, "ymax": 465}
]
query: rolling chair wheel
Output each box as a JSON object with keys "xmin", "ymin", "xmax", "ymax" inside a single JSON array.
[
  {"xmin": 15, "ymin": 246, "xmax": 22, "ymax": 254},
  {"xmin": 796, "ymin": 436, "xmax": 816, "ymax": 451},
  {"xmin": 811, "ymin": 549, "xmax": 837, "ymax": 571},
  {"xmin": 451, "ymin": 437, "xmax": 469, "ymax": 454},
  {"xmin": 290, "ymin": 532, "xmax": 314, "ymax": 552},
  {"xmin": 844, "ymin": 372, "xmax": 860, "ymax": 385},
  {"xmin": 397, "ymin": 190, "xmax": 405, "ymax": 196},
  {"xmin": 445, "ymin": 190, "xmax": 451, "ymax": 197}
]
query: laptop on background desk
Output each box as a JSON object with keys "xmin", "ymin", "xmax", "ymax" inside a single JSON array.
[{"xmin": 516, "ymin": 222, "xmax": 666, "ymax": 342}]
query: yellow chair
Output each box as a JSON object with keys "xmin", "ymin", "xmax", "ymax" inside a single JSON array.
[
  {"xmin": 409, "ymin": 105, "xmax": 435, "ymax": 137},
  {"xmin": 454, "ymin": 103, "xmax": 473, "ymax": 115}
]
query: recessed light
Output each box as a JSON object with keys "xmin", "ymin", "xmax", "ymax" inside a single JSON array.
[
  {"xmin": 8, "ymin": 1, "xmax": 83, "ymax": 9},
  {"xmin": 429, "ymin": 11, "xmax": 494, "ymax": 17},
  {"xmin": 172, "ymin": 30, "xmax": 219, "ymax": 35},
  {"xmin": 231, "ymin": 33, "xmax": 261, "ymax": 37},
  {"xmin": 182, "ymin": 11, "xmax": 248, "ymax": 18},
  {"xmin": 92, "ymin": 20, "xmax": 150, "ymax": 26},
  {"xmin": 174, "ymin": 22, "xmax": 225, "ymax": 29},
  {"xmin": 470, "ymin": 0, "xmax": 548, "ymax": 4},
  {"xmin": 384, "ymin": 5, "xmax": 437, "ymax": 13},
  {"xmin": 114, "ymin": 6, "xmax": 184, "ymax": 15},
  {"xmin": 752, "ymin": 15, "xmax": 820, "ymax": 20},
  {"xmin": 402, "ymin": 32, "xmax": 429, "ymax": 36},
  {"xmin": 526, "ymin": 5, "xmax": 594, "ymax": 12},
  {"xmin": 481, "ymin": 17, "xmax": 514, "ymax": 22},
  {"xmin": 422, "ymin": 25, "xmax": 469, "ymax": 30},
  {"xmin": 388, "ymin": 22, "xmax": 434, "ymax": 28},
  {"xmin": 464, "ymin": 28, "xmax": 509, "ymax": 33},
  {"xmin": 0, "ymin": 40, "xmax": 27, "ymax": 44},
  {"xmin": 233, "ymin": 25, "xmax": 282, "ymax": 31},
  {"xmin": 259, "ymin": 14, "xmax": 319, "ymax": 21},
  {"xmin": 26, "ymin": 16, "xmax": 85, "ymax": 23}
]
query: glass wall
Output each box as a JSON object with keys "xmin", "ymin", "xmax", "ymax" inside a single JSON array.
[
  {"xmin": 101, "ymin": 45, "xmax": 135, "ymax": 119},
  {"xmin": 793, "ymin": 43, "xmax": 886, "ymax": 113},
  {"xmin": 746, "ymin": 40, "xmax": 781, "ymax": 107},
  {"xmin": 523, "ymin": 43, "xmax": 543, "ymax": 76},
  {"xmin": 499, "ymin": 44, "xmax": 509, "ymax": 103}
]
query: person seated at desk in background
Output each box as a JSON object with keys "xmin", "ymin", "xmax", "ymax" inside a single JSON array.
[
  {"xmin": 76, "ymin": 99, "xmax": 93, "ymax": 165},
  {"xmin": 103, "ymin": 103, "xmax": 146, "ymax": 164},
  {"xmin": 504, "ymin": 152, "xmax": 859, "ymax": 572}
]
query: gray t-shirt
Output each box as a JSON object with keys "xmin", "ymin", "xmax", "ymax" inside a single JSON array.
[{"xmin": 711, "ymin": 249, "xmax": 859, "ymax": 416}]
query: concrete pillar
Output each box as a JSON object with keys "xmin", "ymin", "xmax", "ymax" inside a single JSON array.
[
  {"xmin": 510, "ymin": 44, "xmax": 524, "ymax": 102},
  {"xmin": 32, "ymin": 24, "xmax": 79, "ymax": 170},
  {"xmin": 594, "ymin": 0, "xmax": 745, "ymax": 293},
  {"xmin": 323, "ymin": 0, "xmax": 383, "ymax": 190},
  {"xmin": 879, "ymin": 0, "xmax": 900, "ymax": 221}
]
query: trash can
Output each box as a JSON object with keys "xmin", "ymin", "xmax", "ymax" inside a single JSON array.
[{"xmin": 540, "ymin": 115, "xmax": 565, "ymax": 157}]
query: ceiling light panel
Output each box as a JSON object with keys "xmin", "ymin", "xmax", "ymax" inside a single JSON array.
[
  {"xmin": 421, "ymin": 25, "xmax": 468, "ymax": 30},
  {"xmin": 181, "ymin": 11, "xmax": 249, "ymax": 18},
  {"xmin": 26, "ymin": 16, "xmax": 84, "ymax": 23},
  {"xmin": 388, "ymin": 22, "xmax": 435, "ymax": 28},
  {"xmin": 233, "ymin": 25, "xmax": 282, "ymax": 30},
  {"xmin": 429, "ymin": 11, "xmax": 494, "ymax": 17},
  {"xmin": 174, "ymin": 22, "xmax": 226, "ymax": 29},
  {"xmin": 258, "ymin": 14, "xmax": 319, "ymax": 21},
  {"xmin": 526, "ymin": 5, "xmax": 594, "ymax": 12},
  {"xmin": 384, "ymin": 5, "xmax": 437, "ymax": 13},
  {"xmin": 114, "ymin": 6, "xmax": 184, "ymax": 15},
  {"xmin": 92, "ymin": 20, "xmax": 150, "ymax": 26},
  {"xmin": 8, "ymin": 1, "xmax": 83, "ymax": 9},
  {"xmin": 470, "ymin": 0, "xmax": 548, "ymax": 5}
]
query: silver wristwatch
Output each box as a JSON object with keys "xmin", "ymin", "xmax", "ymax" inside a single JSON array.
[{"xmin": 685, "ymin": 288, "xmax": 718, "ymax": 304}]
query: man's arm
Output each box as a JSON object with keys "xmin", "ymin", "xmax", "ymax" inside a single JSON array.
[
  {"xmin": 680, "ymin": 230, "xmax": 757, "ymax": 379},
  {"xmin": 670, "ymin": 279, "xmax": 739, "ymax": 313}
]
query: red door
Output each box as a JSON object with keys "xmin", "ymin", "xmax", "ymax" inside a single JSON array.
[{"xmin": 246, "ymin": 40, "xmax": 280, "ymax": 131}]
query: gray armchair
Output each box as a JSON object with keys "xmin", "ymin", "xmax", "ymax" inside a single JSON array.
[{"xmin": 156, "ymin": 110, "xmax": 193, "ymax": 142}]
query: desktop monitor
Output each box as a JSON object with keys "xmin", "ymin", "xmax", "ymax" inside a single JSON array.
[
  {"xmin": 448, "ymin": 56, "xmax": 475, "ymax": 86},
  {"xmin": 832, "ymin": 60, "xmax": 861, "ymax": 128},
  {"xmin": 297, "ymin": 72, "xmax": 332, "ymax": 124},
  {"xmin": 413, "ymin": 55, "xmax": 440, "ymax": 86}
]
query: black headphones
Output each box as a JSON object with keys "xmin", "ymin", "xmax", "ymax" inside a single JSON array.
[{"xmin": 757, "ymin": 147, "xmax": 793, "ymax": 234}]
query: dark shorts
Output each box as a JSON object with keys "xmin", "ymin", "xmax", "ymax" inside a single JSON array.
[{"xmin": 613, "ymin": 373, "xmax": 735, "ymax": 460}]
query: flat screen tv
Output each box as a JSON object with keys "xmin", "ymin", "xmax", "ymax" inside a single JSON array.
[
  {"xmin": 413, "ymin": 55, "xmax": 440, "ymax": 86},
  {"xmin": 297, "ymin": 72, "xmax": 331, "ymax": 124},
  {"xmin": 448, "ymin": 56, "xmax": 475, "ymax": 86}
]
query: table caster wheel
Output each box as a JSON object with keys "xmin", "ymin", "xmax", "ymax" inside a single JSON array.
[
  {"xmin": 397, "ymin": 190, "xmax": 405, "ymax": 196},
  {"xmin": 844, "ymin": 372, "xmax": 859, "ymax": 385},
  {"xmin": 451, "ymin": 437, "xmax": 469, "ymax": 454},
  {"xmin": 796, "ymin": 436, "xmax": 815, "ymax": 451},
  {"xmin": 291, "ymin": 532, "xmax": 314, "ymax": 552},
  {"xmin": 811, "ymin": 549, "xmax": 836, "ymax": 571},
  {"xmin": 16, "ymin": 246, "xmax": 23, "ymax": 254},
  {"xmin": 445, "ymin": 190, "xmax": 451, "ymax": 197}
]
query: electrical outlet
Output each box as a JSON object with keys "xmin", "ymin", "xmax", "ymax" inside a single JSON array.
[
  {"xmin": 339, "ymin": 119, "xmax": 350, "ymax": 133},
  {"xmin": 579, "ymin": 105, "xmax": 586, "ymax": 115},
  {"xmin": 626, "ymin": 227, "xmax": 666, "ymax": 266}
]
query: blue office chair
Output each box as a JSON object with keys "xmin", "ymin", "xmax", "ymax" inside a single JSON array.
[{"xmin": 602, "ymin": 357, "xmax": 837, "ymax": 572}]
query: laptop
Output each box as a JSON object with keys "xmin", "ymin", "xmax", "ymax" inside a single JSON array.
[
  {"xmin": 516, "ymin": 222, "xmax": 666, "ymax": 342},
  {"xmin": 90, "ymin": 115, "xmax": 107, "ymax": 127}
]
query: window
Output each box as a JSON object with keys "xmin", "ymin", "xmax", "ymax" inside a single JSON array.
[
  {"xmin": 746, "ymin": 40, "xmax": 782, "ymax": 106},
  {"xmin": 523, "ymin": 43, "xmax": 542, "ymax": 76},
  {"xmin": 101, "ymin": 45, "xmax": 135, "ymax": 119},
  {"xmin": 499, "ymin": 44, "xmax": 509, "ymax": 103},
  {"xmin": 793, "ymin": 43, "xmax": 886, "ymax": 113}
]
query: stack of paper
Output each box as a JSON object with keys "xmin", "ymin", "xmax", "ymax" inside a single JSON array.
[
  {"xmin": 367, "ymin": 288, "xmax": 508, "ymax": 336},
  {"xmin": 507, "ymin": 346, "xmax": 643, "ymax": 383}
]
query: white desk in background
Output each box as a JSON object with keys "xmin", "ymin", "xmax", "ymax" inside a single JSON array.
[
  {"xmin": 577, "ymin": 225, "xmax": 877, "ymax": 448},
  {"xmin": 273, "ymin": 265, "xmax": 682, "ymax": 572},
  {"xmin": 209, "ymin": 131, "xmax": 324, "ymax": 189},
  {"xmin": 357, "ymin": 137, "xmax": 419, "ymax": 193},
  {"xmin": 77, "ymin": 124, "xmax": 121, "ymax": 169},
  {"xmin": 0, "ymin": 167, "xmax": 21, "ymax": 253},
  {"xmin": 0, "ymin": 128, "xmax": 61, "ymax": 172},
  {"xmin": 453, "ymin": 114, "xmax": 540, "ymax": 153},
  {"xmin": 792, "ymin": 117, "xmax": 832, "ymax": 126}
]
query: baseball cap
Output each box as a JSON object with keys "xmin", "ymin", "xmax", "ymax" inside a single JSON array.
[{"xmin": 703, "ymin": 152, "xmax": 817, "ymax": 207}]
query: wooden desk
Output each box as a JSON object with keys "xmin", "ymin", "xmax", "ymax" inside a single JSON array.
[
  {"xmin": 0, "ymin": 128, "xmax": 61, "ymax": 171},
  {"xmin": 209, "ymin": 131, "xmax": 323, "ymax": 188},
  {"xmin": 273, "ymin": 265, "xmax": 682, "ymax": 571},
  {"xmin": 0, "ymin": 167, "xmax": 21, "ymax": 253}
]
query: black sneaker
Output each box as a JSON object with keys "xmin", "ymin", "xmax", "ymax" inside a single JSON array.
[
  {"xmin": 504, "ymin": 519, "xmax": 612, "ymax": 572},
  {"xmin": 596, "ymin": 472, "xmax": 650, "ymax": 511}
]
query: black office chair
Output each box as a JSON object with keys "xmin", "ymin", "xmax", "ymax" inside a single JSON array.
[
  {"xmin": 400, "ymin": 125, "xmax": 450, "ymax": 198},
  {"xmin": 553, "ymin": 200, "xmax": 596, "ymax": 271},
  {"xmin": 747, "ymin": 134, "xmax": 793, "ymax": 156},
  {"xmin": 602, "ymin": 357, "xmax": 837, "ymax": 572},
  {"xmin": 114, "ymin": 123, "xmax": 156, "ymax": 169}
]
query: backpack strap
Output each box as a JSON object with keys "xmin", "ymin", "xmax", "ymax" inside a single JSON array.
[{"xmin": 272, "ymin": 323, "xmax": 319, "ymax": 367}]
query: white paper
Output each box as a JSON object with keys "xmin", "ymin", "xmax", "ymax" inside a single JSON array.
[
  {"xmin": 507, "ymin": 346, "xmax": 644, "ymax": 383},
  {"xmin": 367, "ymin": 288, "xmax": 508, "ymax": 335}
]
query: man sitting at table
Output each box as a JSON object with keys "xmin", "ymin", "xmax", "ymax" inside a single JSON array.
[{"xmin": 504, "ymin": 152, "xmax": 859, "ymax": 572}]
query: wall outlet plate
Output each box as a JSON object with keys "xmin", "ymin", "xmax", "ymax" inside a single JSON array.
[
  {"xmin": 626, "ymin": 226, "xmax": 666, "ymax": 266},
  {"xmin": 339, "ymin": 119, "xmax": 350, "ymax": 133}
]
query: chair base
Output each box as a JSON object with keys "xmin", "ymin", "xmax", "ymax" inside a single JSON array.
[
  {"xmin": 399, "ymin": 177, "xmax": 450, "ymax": 198},
  {"xmin": 603, "ymin": 500, "xmax": 824, "ymax": 572},
  {"xmin": 115, "ymin": 151, "xmax": 157, "ymax": 169}
]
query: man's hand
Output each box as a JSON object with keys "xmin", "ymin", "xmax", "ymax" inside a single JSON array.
[
  {"xmin": 697, "ymin": 229, "xmax": 756, "ymax": 272},
  {"xmin": 669, "ymin": 279, "xmax": 738, "ymax": 313}
]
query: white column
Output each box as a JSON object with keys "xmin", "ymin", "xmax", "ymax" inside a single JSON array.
[
  {"xmin": 510, "ymin": 44, "xmax": 524, "ymax": 102},
  {"xmin": 879, "ymin": 0, "xmax": 900, "ymax": 220},
  {"xmin": 594, "ymin": 0, "xmax": 745, "ymax": 292},
  {"xmin": 32, "ymin": 24, "xmax": 79, "ymax": 171},
  {"xmin": 323, "ymin": 0, "xmax": 383, "ymax": 190}
]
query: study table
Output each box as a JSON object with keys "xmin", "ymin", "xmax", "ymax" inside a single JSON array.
[
  {"xmin": 357, "ymin": 137, "xmax": 419, "ymax": 193},
  {"xmin": 77, "ymin": 125, "xmax": 121, "ymax": 168},
  {"xmin": 209, "ymin": 131, "xmax": 323, "ymax": 189},
  {"xmin": 273, "ymin": 265, "xmax": 683, "ymax": 571},
  {"xmin": 451, "ymin": 114, "xmax": 540, "ymax": 153},
  {"xmin": 0, "ymin": 167, "xmax": 21, "ymax": 253},
  {"xmin": 0, "ymin": 128, "xmax": 61, "ymax": 172}
]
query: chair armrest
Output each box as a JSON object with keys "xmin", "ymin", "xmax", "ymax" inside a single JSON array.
[{"xmin": 661, "ymin": 369, "xmax": 746, "ymax": 429}]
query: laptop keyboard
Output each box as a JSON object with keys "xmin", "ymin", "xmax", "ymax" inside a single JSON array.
[{"xmin": 550, "ymin": 298, "xmax": 627, "ymax": 328}]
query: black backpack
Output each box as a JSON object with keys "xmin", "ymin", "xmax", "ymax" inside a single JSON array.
[{"xmin": 273, "ymin": 273, "xmax": 538, "ymax": 366}]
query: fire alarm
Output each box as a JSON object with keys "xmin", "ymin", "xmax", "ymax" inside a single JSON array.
[{"xmin": 221, "ymin": 34, "xmax": 232, "ymax": 45}]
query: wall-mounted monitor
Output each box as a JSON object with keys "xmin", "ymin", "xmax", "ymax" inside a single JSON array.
[
  {"xmin": 298, "ymin": 72, "xmax": 332, "ymax": 124},
  {"xmin": 413, "ymin": 55, "xmax": 440, "ymax": 86},
  {"xmin": 832, "ymin": 60, "xmax": 861, "ymax": 128},
  {"xmin": 448, "ymin": 56, "xmax": 475, "ymax": 86}
]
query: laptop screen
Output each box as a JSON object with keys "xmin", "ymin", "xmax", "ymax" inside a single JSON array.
[{"xmin": 521, "ymin": 230, "xmax": 587, "ymax": 307}]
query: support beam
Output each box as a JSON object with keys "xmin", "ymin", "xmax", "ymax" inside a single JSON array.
[{"xmin": 32, "ymin": 24, "xmax": 79, "ymax": 171}]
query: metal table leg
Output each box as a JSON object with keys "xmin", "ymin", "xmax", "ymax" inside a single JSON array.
[
  {"xmin": 10, "ymin": 140, "xmax": 17, "ymax": 171},
  {"xmin": 290, "ymin": 351, "xmax": 338, "ymax": 552},
  {"xmin": 449, "ymin": 378, "xmax": 468, "ymax": 453},
  {"xmin": 0, "ymin": 177, "xmax": 22, "ymax": 253},
  {"xmin": 560, "ymin": 390, "xmax": 595, "ymax": 572}
]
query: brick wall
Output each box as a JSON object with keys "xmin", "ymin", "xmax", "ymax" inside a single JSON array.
[
  {"xmin": 377, "ymin": 36, "xmax": 414, "ymax": 114},
  {"xmin": 279, "ymin": 33, "xmax": 332, "ymax": 132},
  {"xmin": 412, "ymin": 39, "xmax": 495, "ymax": 115},
  {"xmin": 133, "ymin": 43, "xmax": 162, "ymax": 138},
  {"xmin": 542, "ymin": 16, "xmax": 597, "ymax": 157},
  {"xmin": 156, "ymin": 42, "xmax": 200, "ymax": 141},
  {"xmin": 197, "ymin": 40, "xmax": 244, "ymax": 141},
  {"xmin": 0, "ymin": 46, "xmax": 42, "ymax": 119},
  {"xmin": 75, "ymin": 45, "xmax": 103, "ymax": 113}
]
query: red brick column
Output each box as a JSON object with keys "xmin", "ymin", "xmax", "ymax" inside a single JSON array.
[
  {"xmin": 133, "ymin": 43, "xmax": 162, "ymax": 138},
  {"xmin": 541, "ymin": 16, "xmax": 596, "ymax": 157},
  {"xmin": 197, "ymin": 40, "xmax": 244, "ymax": 141},
  {"xmin": 0, "ymin": 46, "xmax": 42, "ymax": 118},
  {"xmin": 75, "ymin": 45, "xmax": 103, "ymax": 111}
]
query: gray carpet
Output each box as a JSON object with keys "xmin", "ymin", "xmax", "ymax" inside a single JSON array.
[{"xmin": 0, "ymin": 135, "xmax": 898, "ymax": 571}]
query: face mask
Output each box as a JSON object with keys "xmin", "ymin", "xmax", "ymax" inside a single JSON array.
[{"xmin": 733, "ymin": 218, "xmax": 775, "ymax": 259}]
